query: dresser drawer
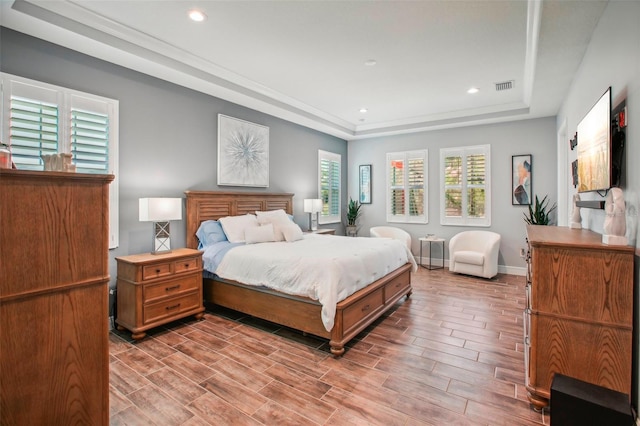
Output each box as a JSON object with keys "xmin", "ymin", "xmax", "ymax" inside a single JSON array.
[
  {"xmin": 144, "ymin": 292, "xmax": 202, "ymax": 325},
  {"xmin": 174, "ymin": 256, "xmax": 201, "ymax": 274},
  {"xmin": 342, "ymin": 287, "xmax": 384, "ymax": 330},
  {"xmin": 143, "ymin": 274, "xmax": 200, "ymax": 304},
  {"xmin": 142, "ymin": 262, "xmax": 172, "ymax": 281}
]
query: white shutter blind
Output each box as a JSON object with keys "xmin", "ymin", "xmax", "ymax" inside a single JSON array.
[
  {"xmin": 440, "ymin": 145, "xmax": 491, "ymax": 226},
  {"xmin": 386, "ymin": 150, "xmax": 427, "ymax": 223},
  {"xmin": 444, "ymin": 154, "xmax": 462, "ymax": 218},
  {"xmin": 318, "ymin": 150, "xmax": 341, "ymax": 224},
  {"xmin": 1, "ymin": 72, "xmax": 120, "ymax": 248},
  {"xmin": 9, "ymin": 96, "xmax": 59, "ymax": 170},
  {"xmin": 466, "ymin": 153, "xmax": 486, "ymax": 218},
  {"xmin": 407, "ymin": 157, "xmax": 424, "ymax": 217},
  {"xmin": 389, "ymin": 158, "xmax": 405, "ymax": 216},
  {"xmin": 71, "ymin": 109, "xmax": 109, "ymax": 174}
]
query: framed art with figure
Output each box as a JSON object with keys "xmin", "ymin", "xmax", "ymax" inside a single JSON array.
[{"xmin": 512, "ymin": 154, "xmax": 531, "ymax": 205}]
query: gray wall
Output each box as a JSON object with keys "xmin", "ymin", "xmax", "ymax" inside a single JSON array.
[
  {"xmin": 554, "ymin": 1, "xmax": 640, "ymax": 409},
  {"xmin": 348, "ymin": 117, "xmax": 558, "ymax": 273},
  {"xmin": 0, "ymin": 28, "xmax": 348, "ymax": 312}
]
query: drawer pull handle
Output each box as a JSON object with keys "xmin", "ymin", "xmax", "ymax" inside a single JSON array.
[
  {"xmin": 155, "ymin": 269, "xmax": 161, "ymax": 273},
  {"xmin": 184, "ymin": 263, "xmax": 190, "ymax": 268},
  {"xmin": 166, "ymin": 285, "xmax": 181, "ymax": 291},
  {"xmin": 166, "ymin": 304, "xmax": 181, "ymax": 311},
  {"xmin": 361, "ymin": 304, "xmax": 370, "ymax": 312}
]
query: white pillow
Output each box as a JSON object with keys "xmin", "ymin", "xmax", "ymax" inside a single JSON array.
[
  {"xmin": 245, "ymin": 223, "xmax": 276, "ymax": 244},
  {"xmin": 218, "ymin": 214, "xmax": 258, "ymax": 243},
  {"xmin": 281, "ymin": 223, "xmax": 303, "ymax": 242},
  {"xmin": 255, "ymin": 209, "xmax": 290, "ymax": 241}
]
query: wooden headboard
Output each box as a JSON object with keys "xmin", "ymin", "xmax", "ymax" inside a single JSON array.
[{"xmin": 185, "ymin": 191, "xmax": 294, "ymax": 249}]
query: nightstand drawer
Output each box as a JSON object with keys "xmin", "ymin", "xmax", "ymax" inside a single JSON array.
[
  {"xmin": 142, "ymin": 262, "xmax": 172, "ymax": 280},
  {"xmin": 174, "ymin": 256, "xmax": 201, "ymax": 274},
  {"xmin": 116, "ymin": 248, "xmax": 204, "ymax": 340},
  {"xmin": 143, "ymin": 274, "xmax": 200, "ymax": 304},
  {"xmin": 144, "ymin": 292, "xmax": 202, "ymax": 325}
]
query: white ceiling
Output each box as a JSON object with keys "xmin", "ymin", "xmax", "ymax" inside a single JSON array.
[{"xmin": 1, "ymin": 0, "xmax": 607, "ymax": 140}]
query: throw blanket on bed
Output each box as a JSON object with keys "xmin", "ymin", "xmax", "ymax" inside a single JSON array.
[{"xmin": 211, "ymin": 234, "xmax": 417, "ymax": 332}]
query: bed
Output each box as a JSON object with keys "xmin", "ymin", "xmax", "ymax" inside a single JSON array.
[{"xmin": 185, "ymin": 190, "xmax": 413, "ymax": 356}]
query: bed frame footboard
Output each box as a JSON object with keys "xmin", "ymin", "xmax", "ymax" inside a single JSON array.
[{"xmin": 204, "ymin": 263, "xmax": 412, "ymax": 357}]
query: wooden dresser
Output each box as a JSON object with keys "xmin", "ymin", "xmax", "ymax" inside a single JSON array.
[
  {"xmin": 524, "ymin": 225, "xmax": 634, "ymax": 410},
  {"xmin": 0, "ymin": 169, "xmax": 113, "ymax": 425},
  {"xmin": 116, "ymin": 248, "xmax": 204, "ymax": 340}
]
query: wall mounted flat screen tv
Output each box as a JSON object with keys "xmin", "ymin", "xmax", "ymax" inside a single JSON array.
[{"xmin": 577, "ymin": 87, "xmax": 611, "ymax": 193}]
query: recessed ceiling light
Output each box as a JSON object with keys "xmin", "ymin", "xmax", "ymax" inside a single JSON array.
[
  {"xmin": 467, "ymin": 87, "xmax": 480, "ymax": 94},
  {"xmin": 188, "ymin": 9, "xmax": 207, "ymax": 22},
  {"xmin": 359, "ymin": 108, "xmax": 368, "ymax": 113},
  {"xmin": 364, "ymin": 59, "xmax": 377, "ymax": 66}
]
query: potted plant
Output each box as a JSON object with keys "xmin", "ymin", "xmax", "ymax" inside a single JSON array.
[
  {"xmin": 524, "ymin": 194, "xmax": 557, "ymax": 225},
  {"xmin": 345, "ymin": 198, "xmax": 362, "ymax": 236}
]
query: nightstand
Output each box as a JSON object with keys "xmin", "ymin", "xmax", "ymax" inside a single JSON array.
[
  {"xmin": 305, "ymin": 229, "xmax": 336, "ymax": 235},
  {"xmin": 115, "ymin": 248, "xmax": 204, "ymax": 340}
]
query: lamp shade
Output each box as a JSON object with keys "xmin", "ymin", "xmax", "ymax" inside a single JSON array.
[
  {"xmin": 303, "ymin": 198, "xmax": 323, "ymax": 213},
  {"xmin": 139, "ymin": 198, "xmax": 182, "ymax": 222}
]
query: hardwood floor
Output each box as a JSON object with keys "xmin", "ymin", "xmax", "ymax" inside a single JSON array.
[{"xmin": 109, "ymin": 267, "xmax": 550, "ymax": 425}]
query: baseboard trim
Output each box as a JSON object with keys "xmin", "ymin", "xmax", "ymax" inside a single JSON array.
[{"xmin": 416, "ymin": 258, "xmax": 526, "ymax": 277}]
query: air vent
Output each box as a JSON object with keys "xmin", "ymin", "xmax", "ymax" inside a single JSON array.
[{"xmin": 495, "ymin": 80, "xmax": 514, "ymax": 91}]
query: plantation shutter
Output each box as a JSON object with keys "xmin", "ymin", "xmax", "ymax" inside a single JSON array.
[
  {"xmin": 386, "ymin": 150, "xmax": 427, "ymax": 223},
  {"xmin": 444, "ymin": 154, "xmax": 463, "ymax": 218},
  {"xmin": 466, "ymin": 153, "xmax": 486, "ymax": 218},
  {"xmin": 318, "ymin": 150, "xmax": 341, "ymax": 224},
  {"xmin": 71, "ymin": 109, "xmax": 109, "ymax": 174},
  {"xmin": 440, "ymin": 145, "xmax": 491, "ymax": 226},
  {"xmin": 389, "ymin": 156, "xmax": 405, "ymax": 216},
  {"xmin": 9, "ymin": 97, "xmax": 60, "ymax": 170},
  {"xmin": 1, "ymin": 73, "xmax": 120, "ymax": 248}
]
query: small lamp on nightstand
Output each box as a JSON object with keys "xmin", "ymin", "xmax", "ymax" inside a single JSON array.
[
  {"xmin": 139, "ymin": 197, "xmax": 182, "ymax": 254},
  {"xmin": 303, "ymin": 198, "xmax": 323, "ymax": 231}
]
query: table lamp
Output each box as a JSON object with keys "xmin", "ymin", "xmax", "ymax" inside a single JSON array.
[
  {"xmin": 139, "ymin": 197, "xmax": 182, "ymax": 254},
  {"xmin": 303, "ymin": 198, "xmax": 322, "ymax": 231}
]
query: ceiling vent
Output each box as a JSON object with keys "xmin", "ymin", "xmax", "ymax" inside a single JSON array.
[{"xmin": 495, "ymin": 80, "xmax": 514, "ymax": 91}]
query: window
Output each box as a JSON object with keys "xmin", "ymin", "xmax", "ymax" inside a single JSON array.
[
  {"xmin": 318, "ymin": 150, "xmax": 341, "ymax": 224},
  {"xmin": 386, "ymin": 150, "xmax": 428, "ymax": 223},
  {"xmin": 440, "ymin": 144, "xmax": 490, "ymax": 226},
  {"xmin": 1, "ymin": 73, "xmax": 120, "ymax": 248}
]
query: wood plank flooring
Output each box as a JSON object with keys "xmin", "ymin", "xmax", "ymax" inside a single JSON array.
[{"xmin": 109, "ymin": 268, "xmax": 550, "ymax": 425}]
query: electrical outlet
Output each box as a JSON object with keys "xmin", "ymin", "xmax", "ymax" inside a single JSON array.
[{"xmin": 519, "ymin": 248, "xmax": 526, "ymax": 258}]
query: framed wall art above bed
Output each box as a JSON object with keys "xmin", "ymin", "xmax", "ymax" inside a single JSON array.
[{"xmin": 217, "ymin": 114, "xmax": 269, "ymax": 187}]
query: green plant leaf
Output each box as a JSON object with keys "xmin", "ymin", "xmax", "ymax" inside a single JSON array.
[{"xmin": 523, "ymin": 194, "xmax": 557, "ymax": 225}]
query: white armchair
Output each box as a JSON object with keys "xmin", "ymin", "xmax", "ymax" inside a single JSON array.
[
  {"xmin": 370, "ymin": 226, "xmax": 412, "ymax": 250},
  {"xmin": 448, "ymin": 230, "xmax": 501, "ymax": 279}
]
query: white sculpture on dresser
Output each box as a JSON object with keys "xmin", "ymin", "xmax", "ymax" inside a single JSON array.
[
  {"xmin": 602, "ymin": 187, "xmax": 627, "ymax": 245},
  {"xmin": 570, "ymin": 193, "xmax": 582, "ymax": 229}
]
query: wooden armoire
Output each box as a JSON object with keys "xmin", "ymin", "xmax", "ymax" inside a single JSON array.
[
  {"xmin": 524, "ymin": 225, "xmax": 634, "ymax": 411},
  {"xmin": 0, "ymin": 169, "xmax": 114, "ymax": 425}
]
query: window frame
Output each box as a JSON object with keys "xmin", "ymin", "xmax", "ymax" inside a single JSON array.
[
  {"xmin": 386, "ymin": 149, "xmax": 428, "ymax": 224},
  {"xmin": 318, "ymin": 149, "xmax": 341, "ymax": 225},
  {"xmin": 1, "ymin": 72, "xmax": 120, "ymax": 248},
  {"xmin": 439, "ymin": 144, "xmax": 491, "ymax": 227}
]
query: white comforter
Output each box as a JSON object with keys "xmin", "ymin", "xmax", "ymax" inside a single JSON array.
[{"xmin": 214, "ymin": 234, "xmax": 417, "ymax": 331}]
